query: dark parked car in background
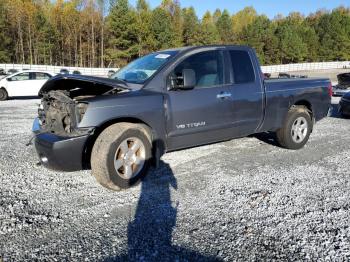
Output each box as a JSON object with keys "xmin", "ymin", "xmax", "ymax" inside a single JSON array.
[
  {"xmin": 72, "ymin": 70, "xmax": 81, "ymax": 75},
  {"xmin": 7, "ymin": 69, "xmax": 18, "ymax": 75},
  {"xmin": 263, "ymin": 73, "xmax": 271, "ymax": 79},
  {"xmin": 107, "ymin": 70, "xmax": 115, "ymax": 78},
  {"xmin": 59, "ymin": 68, "xmax": 69, "ymax": 75},
  {"xmin": 333, "ymin": 72, "xmax": 350, "ymax": 96},
  {"xmin": 278, "ymin": 72, "xmax": 308, "ymax": 79},
  {"xmin": 339, "ymin": 92, "xmax": 350, "ymax": 117}
]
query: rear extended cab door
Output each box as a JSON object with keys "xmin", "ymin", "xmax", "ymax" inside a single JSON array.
[
  {"xmin": 163, "ymin": 47, "xmax": 237, "ymax": 150},
  {"xmin": 224, "ymin": 47, "xmax": 265, "ymax": 137}
]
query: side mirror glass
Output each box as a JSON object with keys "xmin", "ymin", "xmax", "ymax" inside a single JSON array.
[
  {"xmin": 170, "ymin": 69, "xmax": 196, "ymax": 90},
  {"xmin": 7, "ymin": 78, "xmax": 12, "ymax": 81},
  {"xmin": 182, "ymin": 69, "xmax": 196, "ymax": 89}
]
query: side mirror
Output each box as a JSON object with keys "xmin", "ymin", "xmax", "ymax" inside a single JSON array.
[
  {"xmin": 170, "ymin": 69, "xmax": 196, "ymax": 90},
  {"xmin": 6, "ymin": 77, "xmax": 12, "ymax": 81},
  {"xmin": 182, "ymin": 69, "xmax": 196, "ymax": 89}
]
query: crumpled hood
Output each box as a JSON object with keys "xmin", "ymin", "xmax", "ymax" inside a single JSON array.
[{"xmin": 38, "ymin": 74, "xmax": 129, "ymax": 97}]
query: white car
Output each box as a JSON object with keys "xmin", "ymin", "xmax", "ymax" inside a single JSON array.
[{"xmin": 0, "ymin": 70, "xmax": 54, "ymax": 100}]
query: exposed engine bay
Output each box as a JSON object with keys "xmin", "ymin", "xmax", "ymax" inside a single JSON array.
[
  {"xmin": 37, "ymin": 75, "xmax": 129, "ymax": 136},
  {"xmin": 38, "ymin": 90, "xmax": 89, "ymax": 136}
]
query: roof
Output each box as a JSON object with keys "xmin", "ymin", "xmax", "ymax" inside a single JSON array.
[
  {"xmin": 162, "ymin": 45, "xmax": 251, "ymax": 54},
  {"xmin": 5, "ymin": 70, "xmax": 55, "ymax": 78}
]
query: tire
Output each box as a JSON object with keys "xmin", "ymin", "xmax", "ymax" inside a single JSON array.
[
  {"xmin": 91, "ymin": 123, "xmax": 152, "ymax": 191},
  {"xmin": 276, "ymin": 106, "xmax": 313, "ymax": 150},
  {"xmin": 340, "ymin": 111, "xmax": 350, "ymax": 119},
  {"xmin": 0, "ymin": 88, "xmax": 8, "ymax": 101}
]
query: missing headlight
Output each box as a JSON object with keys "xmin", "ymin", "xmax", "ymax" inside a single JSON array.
[{"xmin": 76, "ymin": 102, "xmax": 88, "ymax": 123}]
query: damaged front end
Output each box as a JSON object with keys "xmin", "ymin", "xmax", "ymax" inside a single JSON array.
[
  {"xmin": 35, "ymin": 74, "xmax": 129, "ymax": 136},
  {"xmin": 32, "ymin": 74, "xmax": 130, "ymax": 171},
  {"xmin": 38, "ymin": 90, "xmax": 89, "ymax": 136}
]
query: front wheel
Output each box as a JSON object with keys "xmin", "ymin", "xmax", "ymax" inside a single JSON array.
[
  {"xmin": 91, "ymin": 123, "xmax": 152, "ymax": 191},
  {"xmin": 0, "ymin": 88, "xmax": 8, "ymax": 101},
  {"xmin": 276, "ymin": 106, "xmax": 313, "ymax": 150},
  {"xmin": 340, "ymin": 107, "xmax": 350, "ymax": 119}
]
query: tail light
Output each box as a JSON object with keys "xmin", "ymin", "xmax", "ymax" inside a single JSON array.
[{"xmin": 328, "ymin": 82, "xmax": 333, "ymax": 97}]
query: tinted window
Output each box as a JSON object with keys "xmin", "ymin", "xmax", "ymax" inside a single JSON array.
[
  {"xmin": 11, "ymin": 72, "xmax": 30, "ymax": 81},
  {"xmin": 173, "ymin": 51, "xmax": 224, "ymax": 88},
  {"xmin": 35, "ymin": 72, "xmax": 51, "ymax": 80},
  {"xmin": 229, "ymin": 50, "xmax": 255, "ymax": 84}
]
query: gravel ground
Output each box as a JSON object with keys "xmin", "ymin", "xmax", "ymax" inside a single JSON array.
[{"xmin": 0, "ymin": 97, "xmax": 349, "ymax": 261}]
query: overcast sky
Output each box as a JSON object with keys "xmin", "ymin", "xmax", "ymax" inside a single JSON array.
[{"xmin": 129, "ymin": 0, "xmax": 350, "ymax": 18}]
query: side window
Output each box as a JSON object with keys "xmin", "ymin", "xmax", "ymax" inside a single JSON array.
[
  {"xmin": 10, "ymin": 72, "xmax": 30, "ymax": 81},
  {"xmin": 229, "ymin": 50, "xmax": 255, "ymax": 84},
  {"xmin": 173, "ymin": 51, "xmax": 224, "ymax": 88},
  {"xmin": 35, "ymin": 72, "xmax": 51, "ymax": 80}
]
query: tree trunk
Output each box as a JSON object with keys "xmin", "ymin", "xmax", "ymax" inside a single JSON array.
[
  {"xmin": 17, "ymin": 16, "xmax": 25, "ymax": 64},
  {"xmin": 101, "ymin": 20, "xmax": 104, "ymax": 68},
  {"xmin": 28, "ymin": 23, "xmax": 33, "ymax": 65},
  {"xmin": 75, "ymin": 34, "xmax": 78, "ymax": 67},
  {"xmin": 79, "ymin": 33, "xmax": 83, "ymax": 67},
  {"xmin": 91, "ymin": 9, "xmax": 95, "ymax": 68}
]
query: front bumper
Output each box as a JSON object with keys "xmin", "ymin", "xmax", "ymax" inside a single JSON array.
[
  {"xmin": 333, "ymin": 88, "xmax": 350, "ymax": 97},
  {"xmin": 33, "ymin": 118, "xmax": 90, "ymax": 172},
  {"xmin": 339, "ymin": 98, "xmax": 350, "ymax": 116}
]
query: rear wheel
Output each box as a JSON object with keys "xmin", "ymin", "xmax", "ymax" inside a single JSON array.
[
  {"xmin": 276, "ymin": 106, "xmax": 313, "ymax": 150},
  {"xmin": 91, "ymin": 123, "xmax": 152, "ymax": 191},
  {"xmin": 340, "ymin": 107, "xmax": 350, "ymax": 118},
  {"xmin": 0, "ymin": 88, "xmax": 8, "ymax": 101},
  {"xmin": 341, "ymin": 112, "xmax": 350, "ymax": 118}
]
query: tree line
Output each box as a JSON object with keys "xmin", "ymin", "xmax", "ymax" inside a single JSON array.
[{"xmin": 0, "ymin": 0, "xmax": 349, "ymax": 67}]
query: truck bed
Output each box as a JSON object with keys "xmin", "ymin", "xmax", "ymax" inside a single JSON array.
[{"xmin": 260, "ymin": 78, "xmax": 331, "ymax": 132}]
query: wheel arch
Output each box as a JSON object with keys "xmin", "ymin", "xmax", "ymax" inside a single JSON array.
[
  {"xmin": 82, "ymin": 117, "xmax": 162, "ymax": 169},
  {"xmin": 293, "ymin": 99, "xmax": 313, "ymax": 117},
  {"xmin": 292, "ymin": 99, "xmax": 315, "ymax": 128},
  {"xmin": 0, "ymin": 87, "xmax": 8, "ymax": 100},
  {"xmin": 284, "ymin": 99, "xmax": 314, "ymax": 133},
  {"xmin": 0, "ymin": 86, "xmax": 8, "ymax": 93}
]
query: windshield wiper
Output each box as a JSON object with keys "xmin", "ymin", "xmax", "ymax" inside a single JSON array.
[
  {"xmin": 113, "ymin": 76, "xmax": 129, "ymax": 86},
  {"xmin": 103, "ymin": 79, "xmax": 132, "ymax": 94}
]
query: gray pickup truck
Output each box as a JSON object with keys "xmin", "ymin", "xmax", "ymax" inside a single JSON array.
[{"xmin": 33, "ymin": 45, "xmax": 332, "ymax": 191}]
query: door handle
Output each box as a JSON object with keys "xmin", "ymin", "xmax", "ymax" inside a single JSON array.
[{"xmin": 217, "ymin": 92, "xmax": 232, "ymax": 99}]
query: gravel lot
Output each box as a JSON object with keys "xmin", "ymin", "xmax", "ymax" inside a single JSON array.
[{"xmin": 0, "ymin": 97, "xmax": 349, "ymax": 261}]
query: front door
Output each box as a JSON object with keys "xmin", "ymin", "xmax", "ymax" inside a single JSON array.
[{"xmin": 165, "ymin": 50, "xmax": 234, "ymax": 150}]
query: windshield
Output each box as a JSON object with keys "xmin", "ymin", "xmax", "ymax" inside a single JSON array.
[{"xmin": 112, "ymin": 51, "xmax": 178, "ymax": 84}]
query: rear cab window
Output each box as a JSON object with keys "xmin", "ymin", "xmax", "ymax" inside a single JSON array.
[{"xmin": 228, "ymin": 50, "xmax": 256, "ymax": 84}]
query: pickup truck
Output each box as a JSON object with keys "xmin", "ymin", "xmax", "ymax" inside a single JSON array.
[{"xmin": 32, "ymin": 45, "xmax": 332, "ymax": 191}]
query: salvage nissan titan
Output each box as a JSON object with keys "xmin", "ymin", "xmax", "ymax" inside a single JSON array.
[{"xmin": 32, "ymin": 45, "xmax": 332, "ymax": 191}]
